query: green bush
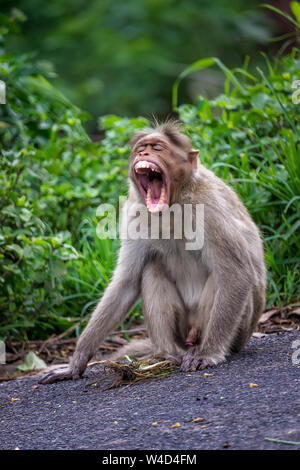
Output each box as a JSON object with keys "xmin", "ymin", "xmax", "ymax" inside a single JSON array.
[{"xmin": 0, "ymin": 15, "xmax": 146, "ymax": 340}]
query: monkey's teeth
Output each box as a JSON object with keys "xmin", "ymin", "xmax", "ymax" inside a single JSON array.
[
  {"xmin": 135, "ymin": 161, "xmax": 161, "ymax": 173},
  {"xmin": 145, "ymin": 184, "xmax": 168, "ymax": 213},
  {"xmin": 146, "ymin": 187, "xmax": 152, "ymax": 209},
  {"xmin": 159, "ymin": 185, "xmax": 166, "ymax": 203}
]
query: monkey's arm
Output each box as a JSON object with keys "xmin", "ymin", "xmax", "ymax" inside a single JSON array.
[{"xmin": 39, "ymin": 241, "xmax": 146, "ymax": 384}]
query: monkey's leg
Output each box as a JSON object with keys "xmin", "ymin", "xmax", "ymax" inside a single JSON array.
[
  {"xmin": 181, "ymin": 274, "xmax": 253, "ymax": 372},
  {"xmin": 230, "ymin": 285, "xmax": 265, "ymax": 353},
  {"xmin": 142, "ymin": 261, "xmax": 187, "ymax": 358}
]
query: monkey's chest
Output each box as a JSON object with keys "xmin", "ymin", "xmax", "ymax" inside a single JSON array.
[{"xmin": 162, "ymin": 248, "xmax": 208, "ymax": 312}]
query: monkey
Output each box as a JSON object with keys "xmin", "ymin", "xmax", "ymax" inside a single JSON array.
[{"xmin": 39, "ymin": 120, "xmax": 266, "ymax": 384}]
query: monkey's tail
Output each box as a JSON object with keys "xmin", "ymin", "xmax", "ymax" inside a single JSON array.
[{"xmin": 107, "ymin": 338, "xmax": 155, "ymax": 361}]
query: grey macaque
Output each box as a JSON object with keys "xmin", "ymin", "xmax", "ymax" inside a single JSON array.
[{"xmin": 39, "ymin": 121, "xmax": 266, "ymax": 384}]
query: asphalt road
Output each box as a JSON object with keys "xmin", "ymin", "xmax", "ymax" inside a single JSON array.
[{"xmin": 0, "ymin": 331, "xmax": 299, "ymax": 450}]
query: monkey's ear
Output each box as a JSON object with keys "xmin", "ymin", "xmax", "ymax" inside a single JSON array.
[{"xmin": 188, "ymin": 149, "xmax": 199, "ymax": 169}]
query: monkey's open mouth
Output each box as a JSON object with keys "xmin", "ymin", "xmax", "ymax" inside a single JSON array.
[{"xmin": 134, "ymin": 160, "xmax": 170, "ymax": 213}]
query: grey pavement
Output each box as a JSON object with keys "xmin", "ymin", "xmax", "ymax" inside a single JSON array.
[{"xmin": 0, "ymin": 331, "xmax": 299, "ymax": 450}]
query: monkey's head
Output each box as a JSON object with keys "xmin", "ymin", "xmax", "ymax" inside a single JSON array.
[{"xmin": 129, "ymin": 122, "xmax": 199, "ymax": 213}]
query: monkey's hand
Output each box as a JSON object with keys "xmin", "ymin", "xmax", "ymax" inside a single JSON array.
[
  {"xmin": 39, "ymin": 350, "xmax": 89, "ymax": 384},
  {"xmin": 180, "ymin": 346, "xmax": 225, "ymax": 372},
  {"xmin": 38, "ymin": 365, "xmax": 75, "ymax": 384}
]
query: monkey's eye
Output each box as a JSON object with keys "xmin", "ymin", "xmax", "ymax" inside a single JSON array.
[
  {"xmin": 152, "ymin": 144, "xmax": 163, "ymax": 151},
  {"xmin": 137, "ymin": 145, "xmax": 146, "ymax": 152}
]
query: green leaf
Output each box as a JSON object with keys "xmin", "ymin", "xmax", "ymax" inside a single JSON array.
[
  {"xmin": 53, "ymin": 259, "xmax": 67, "ymax": 277},
  {"xmin": 261, "ymin": 4, "xmax": 300, "ymax": 27},
  {"xmin": 265, "ymin": 437, "xmax": 300, "ymax": 446},
  {"xmin": 290, "ymin": 1, "xmax": 300, "ymax": 25},
  {"xmin": 6, "ymin": 244, "xmax": 23, "ymax": 257},
  {"xmin": 211, "ymin": 94, "xmax": 241, "ymax": 110},
  {"xmin": 251, "ymin": 92, "xmax": 269, "ymax": 109},
  {"xmin": 172, "ymin": 57, "xmax": 246, "ymax": 108}
]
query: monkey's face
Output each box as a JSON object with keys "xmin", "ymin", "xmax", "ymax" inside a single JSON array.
[{"xmin": 130, "ymin": 132, "xmax": 195, "ymax": 213}]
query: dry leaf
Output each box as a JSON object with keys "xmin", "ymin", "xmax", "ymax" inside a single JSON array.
[
  {"xmin": 113, "ymin": 420, "xmax": 118, "ymax": 424},
  {"xmin": 152, "ymin": 421, "xmax": 158, "ymax": 426},
  {"xmin": 192, "ymin": 417, "xmax": 205, "ymax": 423},
  {"xmin": 222, "ymin": 442, "xmax": 230, "ymax": 448},
  {"xmin": 252, "ymin": 332, "xmax": 266, "ymax": 338},
  {"xmin": 171, "ymin": 422, "xmax": 181, "ymax": 428},
  {"xmin": 287, "ymin": 307, "xmax": 300, "ymax": 317},
  {"xmin": 203, "ymin": 373, "xmax": 213, "ymax": 377},
  {"xmin": 249, "ymin": 383, "xmax": 258, "ymax": 388},
  {"xmin": 86, "ymin": 358, "xmax": 180, "ymax": 390},
  {"xmin": 11, "ymin": 398, "xmax": 20, "ymax": 402},
  {"xmin": 258, "ymin": 309, "xmax": 279, "ymax": 323}
]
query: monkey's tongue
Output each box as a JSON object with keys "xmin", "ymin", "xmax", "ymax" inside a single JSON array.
[
  {"xmin": 146, "ymin": 181, "xmax": 167, "ymax": 213},
  {"xmin": 150, "ymin": 178, "xmax": 162, "ymax": 199}
]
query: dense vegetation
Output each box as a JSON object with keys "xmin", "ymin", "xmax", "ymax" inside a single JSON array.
[
  {"xmin": 0, "ymin": 8, "xmax": 299, "ymax": 342},
  {"xmin": 1, "ymin": 0, "xmax": 272, "ymax": 119}
]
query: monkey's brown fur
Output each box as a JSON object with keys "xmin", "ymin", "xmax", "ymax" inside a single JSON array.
[{"xmin": 40, "ymin": 121, "xmax": 266, "ymax": 383}]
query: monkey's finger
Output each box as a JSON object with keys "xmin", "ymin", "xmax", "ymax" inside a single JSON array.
[
  {"xmin": 180, "ymin": 347, "xmax": 197, "ymax": 372},
  {"xmin": 180, "ymin": 356, "xmax": 195, "ymax": 372},
  {"xmin": 38, "ymin": 373, "xmax": 67, "ymax": 384},
  {"xmin": 179, "ymin": 359, "xmax": 186, "ymax": 371},
  {"xmin": 38, "ymin": 374, "xmax": 59, "ymax": 384},
  {"xmin": 181, "ymin": 350, "xmax": 203, "ymax": 371},
  {"xmin": 191, "ymin": 356, "xmax": 203, "ymax": 371},
  {"xmin": 38, "ymin": 367, "xmax": 73, "ymax": 384},
  {"xmin": 180, "ymin": 356, "xmax": 189, "ymax": 371},
  {"xmin": 198, "ymin": 357, "xmax": 217, "ymax": 370}
]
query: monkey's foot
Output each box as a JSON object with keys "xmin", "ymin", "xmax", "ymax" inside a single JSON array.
[
  {"xmin": 165, "ymin": 354, "xmax": 182, "ymax": 365},
  {"xmin": 180, "ymin": 347, "xmax": 225, "ymax": 372}
]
